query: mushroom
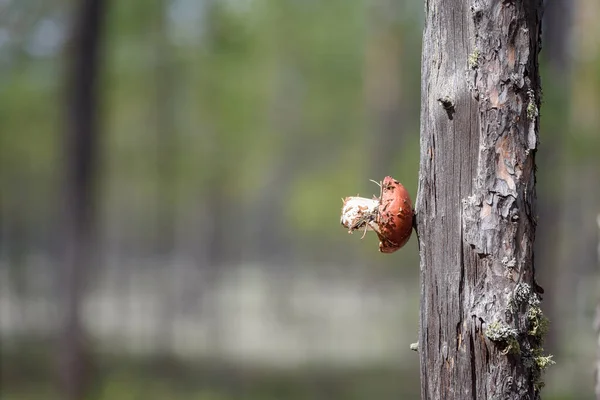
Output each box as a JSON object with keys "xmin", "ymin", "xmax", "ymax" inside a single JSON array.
[{"xmin": 340, "ymin": 176, "xmax": 413, "ymax": 253}]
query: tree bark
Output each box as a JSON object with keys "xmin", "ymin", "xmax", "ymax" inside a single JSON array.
[
  {"xmin": 415, "ymin": 0, "xmax": 548, "ymax": 398},
  {"xmin": 60, "ymin": 1, "xmax": 106, "ymax": 399}
]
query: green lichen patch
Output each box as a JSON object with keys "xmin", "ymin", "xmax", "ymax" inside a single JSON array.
[
  {"xmin": 534, "ymin": 353, "xmax": 555, "ymax": 370},
  {"xmin": 527, "ymin": 102, "xmax": 538, "ymax": 119},
  {"xmin": 511, "ymin": 282, "xmax": 532, "ymax": 307},
  {"xmin": 527, "ymin": 304, "xmax": 550, "ymax": 337},
  {"xmin": 485, "ymin": 320, "xmax": 520, "ymax": 355},
  {"xmin": 468, "ymin": 49, "xmax": 480, "ymax": 69},
  {"xmin": 527, "ymin": 89, "xmax": 539, "ymax": 120},
  {"xmin": 493, "ymin": 282, "xmax": 555, "ymax": 392},
  {"xmin": 508, "ymin": 283, "xmax": 549, "ymax": 338},
  {"xmin": 527, "ymin": 347, "xmax": 556, "ymax": 392},
  {"xmin": 485, "ymin": 320, "xmax": 517, "ymax": 341},
  {"xmin": 504, "ymin": 336, "xmax": 521, "ymax": 355},
  {"xmin": 509, "ymin": 282, "xmax": 554, "ymax": 392}
]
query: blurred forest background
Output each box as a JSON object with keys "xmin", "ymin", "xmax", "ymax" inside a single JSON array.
[{"xmin": 0, "ymin": 0, "xmax": 599, "ymax": 399}]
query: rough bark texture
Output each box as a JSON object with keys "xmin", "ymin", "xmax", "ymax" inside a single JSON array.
[{"xmin": 415, "ymin": 0, "xmax": 546, "ymax": 399}]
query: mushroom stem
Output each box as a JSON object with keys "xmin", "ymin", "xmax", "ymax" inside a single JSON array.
[{"xmin": 340, "ymin": 196, "xmax": 379, "ymax": 234}]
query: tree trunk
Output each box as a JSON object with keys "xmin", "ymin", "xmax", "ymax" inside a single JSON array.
[
  {"xmin": 154, "ymin": 0, "xmax": 177, "ymax": 256},
  {"xmin": 595, "ymin": 214, "xmax": 600, "ymax": 400},
  {"xmin": 59, "ymin": 1, "xmax": 106, "ymax": 399},
  {"xmin": 596, "ymin": 302, "xmax": 600, "ymax": 399},
  {"xmin": 415, "ymin": 0, "xmax": 549, "ymax": 398}
]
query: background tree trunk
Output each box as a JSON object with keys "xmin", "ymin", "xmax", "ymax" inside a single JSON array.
[
  {"xmin": 595, "ymin": 214, "xmax": 600, "ymax": 400},
  {"xmin": 59, "ymin": 1, "xmax": 106, "ymax": 399},
  {"xmin": 536, "ymin": 0, "xmax": 572, "ymax": 354},
  {"xmin": 153, "ymin": 0, "xmax": 177, "ymax": 257},
  {"xmin": 415, "ymin": 0, "xmax": 548, "ymax": 398}
]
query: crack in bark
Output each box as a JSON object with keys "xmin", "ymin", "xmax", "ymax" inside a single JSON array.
[{"xmin": 469, "ymin": 329, "xmax": 477, "ymax": 400}]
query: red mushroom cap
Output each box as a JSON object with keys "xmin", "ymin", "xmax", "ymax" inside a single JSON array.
[{"xmin": 376, "ymin": 176, "xmax": 413, "ymax": 253}]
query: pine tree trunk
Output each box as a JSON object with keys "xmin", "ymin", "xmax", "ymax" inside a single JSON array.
[{"xmin": 415, "ymin": 0, "xmax": 549, "ymax": 398}]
